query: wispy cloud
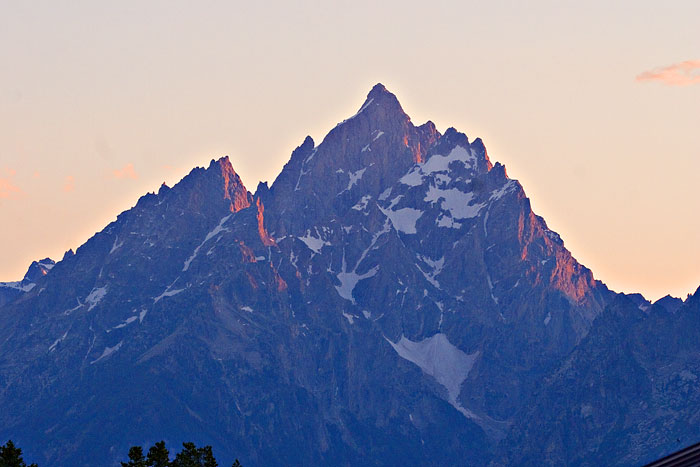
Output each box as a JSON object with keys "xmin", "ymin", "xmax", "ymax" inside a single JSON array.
[
  {"xmin": 0, "ymin": 168, "xmax": 21, "ymax": 200},
  {"xmin": 113, "ymin": 163, "xmax": 138, "ymax": 180},
  {"xmin": 636, "ymin": 60, "xmax": 700, "ymax": 86},
  {"xmin": 0, "ymin": 178, "xmax": 21, "ymax": 199},
  {"xmin": 63, "ymin": 176, "xmax": 75, "ymax": 193}
]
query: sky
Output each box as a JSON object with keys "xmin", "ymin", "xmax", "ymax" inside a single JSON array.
[{"xmin": 1, "ymin": 0, "xmax": 699, "ymax": 301}]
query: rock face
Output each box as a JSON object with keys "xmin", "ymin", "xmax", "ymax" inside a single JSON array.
[
  {"xmin": 497, "ymin": 289, "xmax": 700, "ymax": 466},
  {"xmin": 0, "ymin": 258, "xmax": 54, "ymax": 307},
  {"xmin": 0, "ymin": 84, "xmax": 692, "ymax": 466}
]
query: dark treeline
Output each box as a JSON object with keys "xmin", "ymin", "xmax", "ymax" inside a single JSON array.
[
  {"xmin": 0, "ymin": 440, "xmax": 37, "ymax": 467},
  {"xmin": 0, "ymin": 440, "xmax": 241, "ymax": 467}
]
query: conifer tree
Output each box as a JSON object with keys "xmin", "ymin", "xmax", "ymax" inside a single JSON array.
[
  {"xmin": 231, "ymin": 460, "xmax": 242, "ymax": 467},
  {"xmin": 201, "ymin": 446, "xmax": 217, "ymax": 467},
  {"xmin": 170, "ymin": 442, "xmax": 221, "ymax": 467},
  {"xmin": 171, "ymin": 442, "xmax": 200, "ymax": 467},
  {"xmin": 0, "ymin": 440, "xmax": 38, "ymax": 467},
  {"xmin": 121, "ymin": 446, "xmax": 147, "ymax": 467},
  {"xmin": 146, "ymin": 441, "xmax": 170, "ymax": 467}
]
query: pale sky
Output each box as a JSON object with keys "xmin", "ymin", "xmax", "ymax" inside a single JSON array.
[{"xmin": 1, "ymin": 1, "xmax": 699, "ymax": 301}]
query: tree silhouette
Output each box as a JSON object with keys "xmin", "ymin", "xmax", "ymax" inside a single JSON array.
[
  {"xmin": 121, "ymin": 446, "xmax": 147, "ymax": 467},
  {"xmin": 120, "ymin": 440, "xmax": 239, "ymax": 467},
  {"xmin": 0, "ymin": 440, "xmax": 38, "ymax": 467},
  {"xmin": 171, "ymin": 442, "xmax": 219, "ymax": 467},
  {"xmin": 146, "ymin": 441, "xmax": 170, "ymax": 467}
]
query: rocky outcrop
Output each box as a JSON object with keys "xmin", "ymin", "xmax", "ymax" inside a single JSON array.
[
  {"xmin": 0, "ymin": 258, "xmax": 54, "ymax": 307},
  {"xmin": 497, "ymin": 289, "xmax": 700, "ymax": 466}
]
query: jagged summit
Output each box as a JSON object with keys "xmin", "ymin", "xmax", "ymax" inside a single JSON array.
[
  {"xmin": 161, "ymin": 155, "xmax": 251, "ymax": 214},
  {"xmin": 368, "ymin": 82, "xmax": 389, "ymax": 96},
  {"xmin": 23, "ymin": 258, "xmax": 55, "ymax": 283},
  {"xmin": 364, "ymin": 82, "xmax": 403, "ymax": 107},
  {"xmin": 0, "ymin": 257, "xmax": 54, "ymax": 306},
  {"xmin": 350, "ymin": 82, "xmax": 410, "ymax": 127},
  {"xmin": 207, "ymin": 154, "xmax": 232, "ymax": 171}
]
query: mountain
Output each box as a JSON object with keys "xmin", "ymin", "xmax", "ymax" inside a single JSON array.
[
  {"xmin": 0, "ymin": 84, "xmax": 692, "ymax": 466},
  {"xmin": 497, "ymin": 289, "xmax": 700, "ymax": 466},
  {"xmin": 0, "ymin": 258, "xmax": 55, "ymax": 307}
]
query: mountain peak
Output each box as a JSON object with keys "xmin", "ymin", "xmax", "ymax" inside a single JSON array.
[
  {"xmin": 164, "ymin": 155, "xmax": 251, "ymax": 214},
  {"xmin": 208, "ymin": 155, "xmax": 233, "ymax": 172},
  {"xmin": 354, "ymin": 83, "xmax": 407, "ymax": 123},
  {"xmin": 367, "ymin": 82, "xmax": 390, "ymax": 98},
  {"xmin": 206, "ymin": 156, "xmax": 250, "ymax": 212},
  {"xmin": 23, "ymin": 258, "xmax": 55, "ymax": 283}
]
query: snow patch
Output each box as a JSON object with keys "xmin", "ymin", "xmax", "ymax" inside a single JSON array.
[
  {"xmin": 399, "ymin": 168, "xmax": 424, "ymax": 186},
  {"xmin": 0, "ymin": 281, "xmax": 36, "ymax": 292},
  {"xmin": 350, "ymin": 98, "xmax": 374, "ymax": 119},
  {"xmin": 63, "ymin": 298, "xmax": 84, "ymax": 315},
  {"xmin": 486, "ymin": 274, "xmax": 498, "ymax": 304},
  {"xmin": 334, "ymin": 222, "xmax": 388, "ymax": 303},
  {"xmin": 153, "ymin": 287, "xmax": 185, "ymax": 303},
  {"xmin": 85, "ymin": 286, "xmax": 107, "ymax": 311},
  {"xmin": 380, "ymin": 207, "xmax": 423, "ymax": 234},
  {"xmin": 342, "ymin": 312, "xmax": 356, "ymax": 324},
  {"xmin": 417, "ymin": 255, "xmax": 445, "ymax": 288},
  {"xmin": 183, "ymin": 214, "xmax": 232, "ymax": 271},
  {"xmin": 437, "ymin": 214, "xmax": 462, "ymax": 229},
  {"xmin": 298, "ymin": 229, "xmax": 330, "ymax": 254},
  {"xmin": 483, "ymin": 206, "xmax": 492, "ymax": 239},
  {"xmin": 352, "ymin": 194, "xmax": 372, "ymax": 211},
  {"xmin": 346, "ymin": 168, "xmax": 367, "ymax": 190},
  {"xmin": 48, "ymin": 330, "xmax": 69, "ymax": 352},
  {"xmin": 544, "ymin": 312, "xmax": 552, "ymax": 326},
  {"xmin": 425, "ymin": 186, "xmax": 484, "ymax": 219},
  {"xmin": 110, "ymin": 236, "xmax": 124, "ymax": 254},
  {"xmin": 378, "ymin": 187, "xmax": 392, "ymax": 201},
  {"xmin": 490, "ymin": 180, "xmax": 517, "ymax": 201},
  {"xmin": 387, "ymin": 334, "xmax": 480, "ymax": 419},
  {"xmin": 400, "ymin": 145, "xmax": 476, "ymax": 187},
  {"xmin": 424, "ymin": 146, "xmax": 476, "ymax": 174},
  {"xmin": 91, "ymin": 341, "xmax": 123, "ymax": 364},
  {"xmin": 388, "ymin": 195, "xmax": 403, "ymax": 209},
  {"xmin": 113, "ymin": 316, "xmax": 138, "ymax": 330},
  {"xmin": 336, "ymin": 266, "xmax": 379, "ymax": 304}
]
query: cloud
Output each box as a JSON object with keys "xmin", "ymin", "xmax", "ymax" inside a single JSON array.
[
  {"xmin": 0, "ymin": 178, "xmax": 21, "ymax": 199},
  {"xmin": 63, "ymin": 176, "xmax": 75, "ymax": 193},
  {"xmin": 113, "ymin": 163, "xmax": 138, "ymax": 180},
  {"xmin": 0, "ymin": 168, "xmax": 21, "ymax": 200},
  {"xmin": 636, "ymin": 60, "xmax": 700, "ymax": 86}
]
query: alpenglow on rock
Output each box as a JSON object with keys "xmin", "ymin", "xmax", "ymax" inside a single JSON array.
[
  {"xmin": 0, "ymin": 258, "xmax": 54, "ymax": 307},
  {"xmin": 0, "ymin": 84, "xmax": 695, "ymax": 466}
]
